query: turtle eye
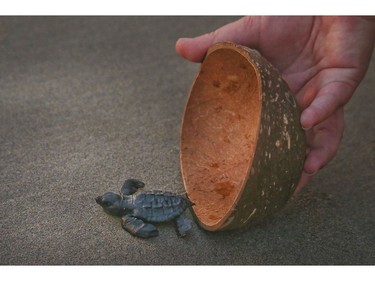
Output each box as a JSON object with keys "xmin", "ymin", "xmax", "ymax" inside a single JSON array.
[{"xmin": 100, "ymin": 201, "xmax": 112, "ymax": 208}]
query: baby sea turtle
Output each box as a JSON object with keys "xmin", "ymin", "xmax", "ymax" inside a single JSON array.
[{"xmin": 95, "ymin": 179, "xmax": 194, "ymax": 238}]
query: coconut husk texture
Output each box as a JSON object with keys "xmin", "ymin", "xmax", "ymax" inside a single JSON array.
[{"xmin": 180, "ymin": 41, "xmax": 306, "ymax": 231}]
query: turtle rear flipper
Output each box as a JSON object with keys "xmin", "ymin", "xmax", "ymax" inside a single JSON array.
[
  {"xmin": 121, "ymin": 214, "xmax": 159, "ymax": 238},
  {"xmin": 175, "ymin": 215, "xmax": 192, "ymax": 237},
  {"xmin": 120, "ymin": 179, "xmax": 145, "ymax": 196}
]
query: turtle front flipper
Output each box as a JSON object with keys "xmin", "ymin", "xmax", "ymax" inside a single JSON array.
[
  {"xmin": 120, "ymin": 179, "xmax": 145, "ymax": 196},
  {"xmin": 175, "ymin": 215, "xmax": 192, "ymax": 237},
  {"xmin": 121, "ymin": 214, "xmax": 159, "ymax": 238}
]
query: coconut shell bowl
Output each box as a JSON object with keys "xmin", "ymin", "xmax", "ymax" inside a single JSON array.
[{"xmin": 180, "ymin": 41, "xmax": 306, "ymax": 232}]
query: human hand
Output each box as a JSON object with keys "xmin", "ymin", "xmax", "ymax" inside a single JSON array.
[{"xmin": 176, "ymin": 16, "xmax": 375, "ymax": 192}]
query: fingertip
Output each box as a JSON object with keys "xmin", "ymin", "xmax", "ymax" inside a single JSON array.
[
  {"xmin": 304, "ymin": 161, "xmax": 319, "ymax": 176},
  {"xmin": 293, "ymin": 159, "xmax": 319, "ymax": 194},
  {"xmin": 300, "ymin": 108, "xmax": 316, "ymax": 130},
  {"xmin": 175, "ymin": 37, "xmax": 205, "ymax": 63},
  {"xmin": 303, "ymin": 151, "xmax": 321, "ymax": 175},
  {"xmin": 175, "ymin": 37, "xmax": 188, "ymax": 53},
  {"xmin": 304, "ymin": 168, "xmax": 318, "ymax": 177},
  {"xmin": 175, "ymin": 37, "xmax": 189, "ymax": 59}
]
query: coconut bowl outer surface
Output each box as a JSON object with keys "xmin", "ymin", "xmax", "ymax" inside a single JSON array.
[{"xmin": 180, "ymin": 42, "xmax": 306, "ymax": 231}]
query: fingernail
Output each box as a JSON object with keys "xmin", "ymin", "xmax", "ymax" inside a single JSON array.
[
  {"xmin": 304, "ymin": 170, "xmax": 317, "ymax": 177},
  {"xmin": 300, "ymin": 110, "xmax": 312, "ymax": 130},
  {"xmin": 177, "ymin": 37, "xmax": 191, "ymax": 44}
]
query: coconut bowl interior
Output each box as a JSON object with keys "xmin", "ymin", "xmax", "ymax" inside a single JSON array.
[{"xmin": 180, "ymin": 46, "xmax": 261, "ymax": 229}]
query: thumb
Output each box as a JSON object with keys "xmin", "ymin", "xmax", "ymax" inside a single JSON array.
[{"xmin": 176, "ymin": 16, "xmax": 260, "ymax": 62}]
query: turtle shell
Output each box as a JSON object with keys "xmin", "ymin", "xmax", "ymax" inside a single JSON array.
[{"xmin": 132, "ymin": 191, "xmax": 193, "ymax": 222}]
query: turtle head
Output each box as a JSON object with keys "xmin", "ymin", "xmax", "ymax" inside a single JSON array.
[{"xmin": 95, "ymin": 192, "xmax": 126, "ymax": 217}]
